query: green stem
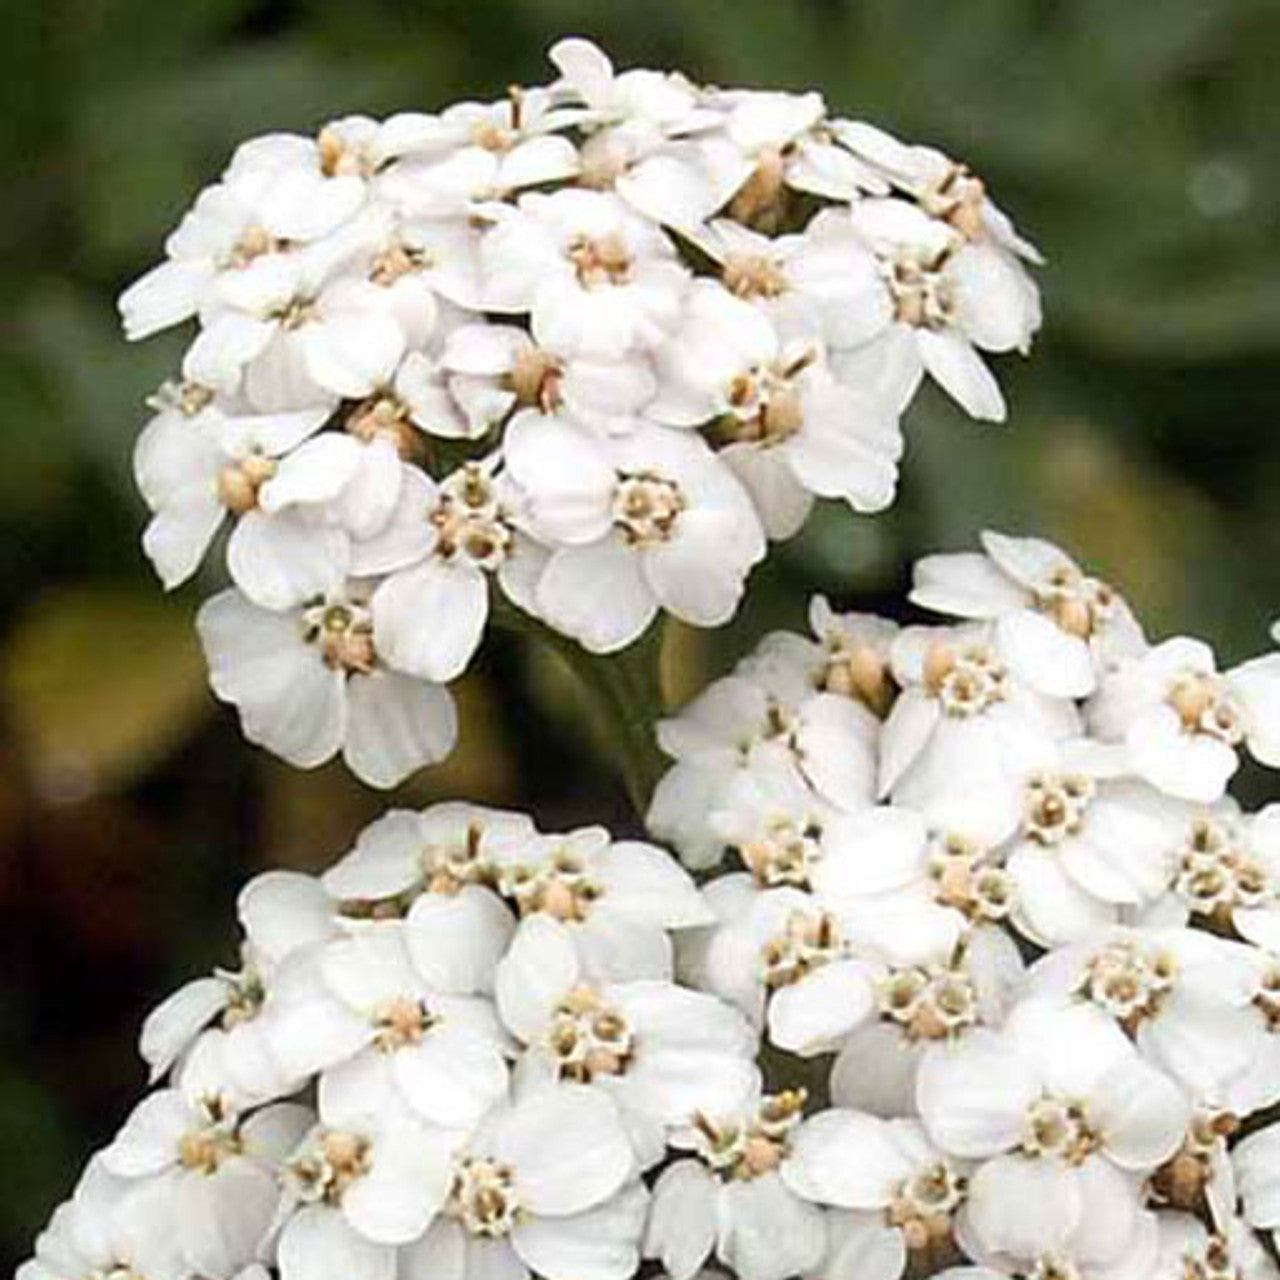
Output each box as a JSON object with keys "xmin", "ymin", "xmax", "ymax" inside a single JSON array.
[{"xmin": 491, "ymin": 600, "xmax": 667, "ymax": 817}]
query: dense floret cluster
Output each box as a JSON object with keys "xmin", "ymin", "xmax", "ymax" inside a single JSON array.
[
  {"xmin": 21, "ymin": 531, "xmax": 1280, "ymax": 1280},
  {"xmin": 119, "ymin": 37, "xmax": 1041, "ymax": 787}
]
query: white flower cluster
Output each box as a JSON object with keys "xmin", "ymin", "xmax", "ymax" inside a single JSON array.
[
  {"xmin": 119, "ymin": 36, "xmax": 1041, "ymax": 787},
  {"xmin": 20, "ymin": 533, "xmax": 1280, "ymax": 1280}
]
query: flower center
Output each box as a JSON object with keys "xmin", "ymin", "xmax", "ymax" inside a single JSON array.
[
  {"xmin": 722, "ymin": 253, "xmax": 789, "ymax": 300},
  {"xmin": 227, "ymin": 224, "xmax": 286, "ymax": 269},
  {"xmin": 886, "ymin": 1161, "xmax": 966, "ymax": 1258},
  {"xmin": 433, "ymin": 464, "xmax": 513, "ymax": 570},
  {"xmin": 918, "ymin": 164, "xmax": 987, "ymax": 241},
  {"xmin": 498, "ymin": 845, "xmax": 603, "ymax": 921},
  {"xmin": 1033, "ymin": 565, "xmax": 1116, "ymax": 639},
  {"xmin": 720, "ymin": 351, "xmax": 816, "ymax": 448},
  {"xmin": 421, "ymin": 821, "xmax": 491, "ymax": 895},
  {"xmin": 216, "ymin": 453, "xmax": 277, "ymax": 515},
  {"xmin": 1022, "ymin": 1097, "xmax": 1098, "ymax": 1165},
  {"xmin": 760, "ymin": 909, "xmax": 846, "ymax": 988},
  {"xmin": 1173, "ymin": 817, "xmax": 1274, "ymax": 920},
  {"xmin": 612, "ymin": 473, "xmax": 684, "ymax": 546},
  {"xmin": 317, "ymin": 126, "xmax": 375, "ymax": 178},
  {"xmin": 1023, "ymin": 773, "xmax": 1095, "ymax": 846},
  {"xmin": 1080, "ymin": 939, "xmax": 1177, "ymax": 1030},
  {"xmin": 923, "ymin": 641, "xmax": 1006, "ymax": 717},
  {"xmin": 346, "ymin": 393, "xmax": 421, "ymax": 457},
  {"xmin": 545, "ymin": 986, "xmax": 634, "ymax": 1081},
  {"xmin": 450, "ymin": 1157, "xmax": 522, "ymax": 1237},
  {"xmin": 692, "ymin": 1090, "xmax": 806, "ymax": 1181},
  {"xmin": 220, "ymin": 965, "xmax": 266, "ymax": 1028},
  {"xmin": 177, "ymin": 1093, "xmax": 241, "ymax": 1174},
  {"xmin": 928, "ymin": 839, "xmax": 1014, "ymax": 922},
  {"xmin": 508, "ymin": 346, "xmax": 565, "ymax": 413},
  {"xmin": 1151, "ymin": 1109, "xmax": 1238, "ymax": 1211},
  {"xmin": 370, "ymin": 240, "xmax": 431, "ymax": 286},
  {"xmin": 739, "ymin": 815, "xmax": 822, "ymax": 889},
  {"xmin": 372, "ymin": 995, "xmax": 437, "ymax": 1051},
  {"xmin": 1166, "ymin": 672, "xmax": 1243, "ymax": 745},
  {"xmin": 877, "ymin": 964, "xmax": 977, "ymax": 1041},
  {"xmin": 288, "ymin": 1130, "xmax": 373, "ymax": 1205},
  {"xmin": 1031, "ymin": 1256, "xmax": 1083, "ymax": 1280},
  {"xmin": 304, "ymin": 599, "xmax": 376, "ymax": 675},
  {"xmin": 883, "ymin": 248, "xmax": 954, "ymax": 329},
  {"xmin": 566, "ymin": 233, "xmax": 633, "ymax": 287},
  {"xmin": 821, "ymin": 641, "xmax": 895, "ymax": 717}
]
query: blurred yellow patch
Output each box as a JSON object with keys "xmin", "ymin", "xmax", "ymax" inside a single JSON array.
[{"xmin": 1, "ymin": 587, "xmax": 209, "ymax": 801}]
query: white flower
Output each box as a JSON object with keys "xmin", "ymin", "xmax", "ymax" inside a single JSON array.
[
  {"xmin": 1160, "ymin": 806, "xmax": 1280, "ymax": 950},
  {"xmin": 495, "ymin": 913, "xmax": 759, "ymax": 1165},
  {"xmin": 320, "ymin": 802, "xmax": 536, "ymax": 904},
  {"xmin": 829, "ymin": 120, "xmax": 1043, "ymax": 262},
  {"xmin": 184, "ymin": 228, "xmax": 406, "ymax": 413},
  {"xmin": 19, "ymin": 1160, "xmax": 188, "ymax": 1280},
  {"xmin": 648, "ymin": 669, "xmax": 879, "ymax": 869},
  {"xmin": 1088, "ymin": 637, "xmax": 1280, "ymax": 803},
  {"xmin": 697, "ymin": 885, "xmax": 880, "ymax": 1054},
  {"xmin": 116, "ymin": 123, "xmax": 406, "ymax": 342},
  {"xmin": 399, "ymin": 1085, "xmax": 644, "ymax": 1280},
  {"xmin": 781, "ymin": 1111, "xmax": 969, "ymax": 1280},
  {"xmin": 133, "ymin": 384, "xmax": 333, "ymax": 597},
  {"xmin": 277, "ymin": 1107, "xmax": 459, "ymax": 1280},
  {"xmin": 644, "ymin": 1090, "xmax": 826, "ymax": 1280},
  {"xmin": 830, "ymin": 197, "xmax": 1041, "ymax": 422},
  {"xmin": 441, "ymin": 320, "xmax": 656, "ymax": 436},
  {"xmin": 504, "ymin": 415, "xmax": 766, "ymax": 652},
  {"xmin": 710, "ymin": 86, "xmax": 884, "ymax": 220},
  {"xmin": 547, "ymin": 40, "xmax": 740, "ymax": 230},
  {"xmin": 911, "ymin": 530, "xmax": 1146, "ymax": 697},
  {"xmin": 998, "ymin": 742, "xmax": 1189, "ymax": 947},
  {"xmin": 651, "ymin": 279, "xmax": 902, "ymax": 539},
  {"xmin": 878, "ymin": 623, "xmax": 1080, "ymax": 844},
  {"xmin": 360, "ymin": 461, "xmax": 544, "ymax": 682},
  {"xmin": 263, "ymin": 922, "xmax": 509, "ymax": 1130},
  {"xmin": 481, "ymin": 188, "xmax": 688, "ymax": 360},
  {"xmin": 491, "ymin": 825, "xmax": 711, "ymax": 982},
  {"xmin": 102, "ymin": 1090, "xmax": 312, "ymax": 1279},
  {"xmin": 378, "ymin": 90, "xmax": 580, "ymax": 217},
  {"xmin": 1026, "ymin": 926, "xmax": 1265, "ymax": 1098},
  {"xmin": 139, "ymin": 870, "xmax": 337, "ymax": 1090},
  {"xmin": 196, "ymin": 583, "xmax": 456, "ymax": 788},
  {"xmin": 826, "ymin": 925, "xmax": 1025, "ymax": 1119},
  {"xmin": 692, "ymin": 213, "xmax": 891, "ymax": 353}
]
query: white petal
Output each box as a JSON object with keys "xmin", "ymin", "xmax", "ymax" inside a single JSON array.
[
  {"xmin": 495, "ymin": 915, "xmax": 580, "ymax": 1044},
  {"xmin": 341, "ymin": 670, "xmax": 456, "ymax": 788},
  {"xmin": 405, "ymin": 886, "xmax": 515, "ymax": 995},
  {"xmin": 715, "ymin": 1171, "xmax": 827, "ymax": 1280},
  {"xmin": 644, "ymin": 1161, "xmax": 717, "ymax": 1280},
  {"xmin": 916, "ymin": 329, "xmax": 1006, "ymax": 423},
  {"xmin": 768, "ymin": 960, "xmax": 877, "ymax": 1056},
  {"xmin": 278, "ymin": 1204, "xmax": 395, "ymax": 1280},
  {"xmin": 536, "ymin": 539, "xmax": 657, "ymax": 655},
  {"xmin": 782, "ymin": 1110, "xmax": 912, "ymax": 1208},
  {"xmin": 372, "ymin": 560, "xmax": 487, "ymax": 682},
  {"xmin": 491, "ymin": 1086, "xmax": 633, "ymax": 1217},
  {"xmin": 227, "ymin": 511, "xmax": 348, "ymax": 611},
  {"xmin": 511, "ymin": 1182, "xmax": 646, "ymax": 1280}
]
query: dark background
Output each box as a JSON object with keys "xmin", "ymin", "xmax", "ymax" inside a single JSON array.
[{"xmin": 3, "ymin": 0, "xmax": 1278, "ymax": 1265}]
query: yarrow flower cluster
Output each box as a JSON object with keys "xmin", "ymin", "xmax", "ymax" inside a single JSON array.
[
  {"xmin": 22, "ymin": 531, "xmax": 1280, "ymax": 1280},
  {"xmin": 119, "ymin": 36, "xmax": 1042, "ymax": 786}
]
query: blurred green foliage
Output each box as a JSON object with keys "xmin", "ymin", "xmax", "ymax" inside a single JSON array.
[{"xmin": 1, "ymin": 0, "xmax": 1278, "ymax": 1265}]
